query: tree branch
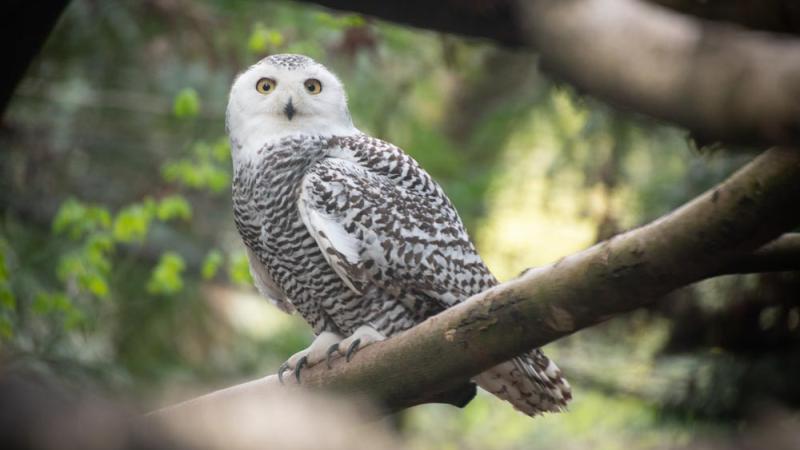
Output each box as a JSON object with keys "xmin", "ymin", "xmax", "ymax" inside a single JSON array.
[
  {"xmin": 722, "ymin": 233, "xmax": 800, "ymax": 275},
  {"xmin": 149, "ymin": 148, "xmax": 800, "ymax": 420},
  {"xmin": 294, "ymin": 0, "xmax": 800, "ymax": 148},
  {"xmin": 517, "ymin": 0, "xmax": 800, "ymax": 147},
  {"xmin": 1, "ymin": 1, "xmax": 70, "ymax": 115}
]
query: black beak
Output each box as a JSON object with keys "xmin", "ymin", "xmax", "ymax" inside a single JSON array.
[{"xmin": 283, "ymin": 98, "xmax": 296, "ymax": 121}]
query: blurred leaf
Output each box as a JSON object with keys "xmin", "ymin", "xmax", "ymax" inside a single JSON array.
[
  {"xmin": 211, "ymin": 138, "xmax": 231, "ymax": 163},
  {"xmin": 53, "ymin": 199, "xmax": 112, "ymax": 240},
  {"xmin": 113, "ymin": 203, "xmax": 154, "ymax": 243},
  {"xmin": 201, "ymin": 250, "xmax": 223, "ymax": 280},
  {"xmin": 173, "ymin": 88, "xmax": 200, "ymax": 119},
  {"xmin": 228, "ymin": 251, "xmax": 253, "ymax": 286},
  {"xmin": 157, "ymin": 195, "xmax": 192, "ymax": 221},
  {"xmin": 314, "ymin": 12, "xmax": 364, "ymax": 29},
  {"xmin": 83, "ymin": 272, "xmax": 109, "ymax": 298},
  {"xmin": 0, "ymin": 246, "xmax": 7, "ymax": 281},
  {"xmin": 248, "ymin": 23, "xmax": 283, "ymax": 53},
  {"xmin": 147, "ymin": 252, "xmax": 186, "ymax": 295},
  {"xmin": 32, "ymin": 292, "xmax": 72, "ymax": 315},
  {"xmin": 161, "ymin": 159, "xmax": 230, "ymax": 193},
  {"xmin": 0, "ymin": 286, "xmax": 15, "ymax": 310}
]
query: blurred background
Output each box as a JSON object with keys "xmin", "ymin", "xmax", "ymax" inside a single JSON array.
[{"xmin": 1, "ymin": 1, "xmax": 799, "ymax": 449}]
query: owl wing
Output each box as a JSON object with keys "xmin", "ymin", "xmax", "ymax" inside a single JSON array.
[
  {"xmin": 246, "ymin": 247, "xmax": 295, "ymax": 314},
  {"xmin": 297, "ymin": 145, "xmax": 495, "ymax": 310}
]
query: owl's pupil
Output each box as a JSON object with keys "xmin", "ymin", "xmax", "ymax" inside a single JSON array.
[{"xmin": 306, "ymin": 84, "xmax": 313, "ymax": 92}]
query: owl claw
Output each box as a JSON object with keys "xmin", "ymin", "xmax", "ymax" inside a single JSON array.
[
  {"xmin": 345, "ymin": 338, "xmax": 361, "ymax": 362},
  {"xmin": 278, "ymin": 361, "xmax": 290, "ymax": 385},
  {"xmin": 325, "ymin": 343, "xmax": 340, "ymax": 369},
  {"xmin": 277, "ymin": 331, "xmax": 343, "ymax": 383},
  {"xmin": 294, "ymin": 355, "xmax": 308, "ymax": 382}
]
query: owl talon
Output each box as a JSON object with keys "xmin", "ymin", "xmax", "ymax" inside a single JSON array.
[
  {"xmin": 278, "ymin": 361, "xmax": 290, "ymax": 385},
  {"xmin": 325, "ymin": 343, "xmax": 340, "ymax": 369},
  {"xmin": 294, "ymin": 355, "xmax": 308, "ymax": 382},
  {"xmin": 345, "ymin": 338, "xmax": 361, "ymax": 362}
]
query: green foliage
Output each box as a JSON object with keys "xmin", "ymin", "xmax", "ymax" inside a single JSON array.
[
  {"xmin": 146, "ymin": 252, "xmax": 186, "ymax": 295},
  {"xmin": 113, "ymin": 202, "xmax": 155, "ymax": 243},
  {"xmin": 156, "ymin": 195, "xmax": 193, "ymax": 221},
  {"xmin": 228, "ymin": 251, "xmax": 253, "ymax": 286},
  {"xmin": 53, "ymin": 199, "xmax": 112, "ymax": 240},
  {"xmin": 248, "ymin": 22, "xmax": 284, "ymax": 54},
  {"xmin": 32, "ymin": 292, "xmax": 85, "ymax": 330},
  {"xmin": 0, "ymin": 243, "xmax": 15, "ymax": 340},
  {"xmin": 173, "ymin": 88, "xmax": 201, "ymax": 118},
  {"xmin": 313, "ymin": 12, "xmax": 365, "ymax": 29},
  {"xmin": 201, "ymin": 250, "xmax": 223, "ymax": 280},
  {"xmin": 162, "ymin": 139, "xmax": 231, "ymax": 193}
]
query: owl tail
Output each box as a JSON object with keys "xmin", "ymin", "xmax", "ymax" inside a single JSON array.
[{"xmin": 473, "ymin": 349, "xmax": 571, "ymax": 416}]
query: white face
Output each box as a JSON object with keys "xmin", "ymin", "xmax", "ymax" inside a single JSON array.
[{"xmin": 226, "ymin": 54, "xmax": 356, "ymax": 160}]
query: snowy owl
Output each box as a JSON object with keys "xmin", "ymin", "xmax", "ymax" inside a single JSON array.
[{"xmin": 226, "ymin": 54, "xmax": 571, "ymax": 416}]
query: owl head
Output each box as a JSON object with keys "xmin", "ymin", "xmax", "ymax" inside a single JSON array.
[{"xmin": 226, "ymin": 54, "xmax": 356, "ymax": 154}]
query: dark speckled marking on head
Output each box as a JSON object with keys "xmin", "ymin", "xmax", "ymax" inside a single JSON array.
[{"xmin": 263, "ymin": 54, "xmax": 316, "ymax": 70}]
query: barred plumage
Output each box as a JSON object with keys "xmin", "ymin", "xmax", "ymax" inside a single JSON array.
[{"xmin": 227, "ymin": 54, "xmax": 571, "ymax": 416}]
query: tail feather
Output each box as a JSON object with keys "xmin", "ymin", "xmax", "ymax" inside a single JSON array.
[{"xmin": 473, "ymin": 349, "xmax": 571, "ymax": 416}]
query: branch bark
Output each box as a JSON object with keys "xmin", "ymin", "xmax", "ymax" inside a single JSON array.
[
  {"xmin": 295, "ymin": 0, "xmax": 800, "ymax": 148},
  {"xmin": 150, "ymin": 148, "xmax": 800, "ymax": 420},
  {"xmin": 1, "ymin": 1, "xmax": 70, "ymax": 115},
  {"xmin": 722, "ymin": 233, "xmax": 800, "ymax": 275}
]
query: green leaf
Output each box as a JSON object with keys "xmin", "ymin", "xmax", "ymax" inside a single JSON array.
[
  {"xmin": 211, "ymin": 138, "xmax": 231, "ymax": 163},
  {"xmin": 228, "ymin": 251, "xmax": 253, "ymax": 286},
  {"xmin": 201, "ymin": 250, "xmax": 223, "ymax": 280},
  {"xmin": 113, "ymin": 204, "xmax": 154, "ymax": 243},
  {"xmin": 0, "ymin": 284, "xmax": 16, "ymax": 310},
  {"xmin": 156, "ymin": 195, "xmax": 192, "ymax": 221},
  {"xmin": 173, "ymin": 88, "xmax": 200, "ymax": 119},
  {"xmin": 0, "ymin": 247, "xmax": 7, "ymax": 281},
  {"xmin": 314, "ymin": 12, "xmax": 364, "ymax": 29},
  {"xmin": 32, "ymin": 292, "xmax": 72, "ymax": 315},
  {"xmin": 52, "ymin": 199, "xmax": 112, "ymax": 239},
  {"xmin": 161, "ymin": 159, "xmax": 230, "ymax": 193},
  {"xmin": 248, "ymin": 23, "xmax": 283, "ymax": 54},
  {"xmin": 82, "ymin": 272, "xmax": 109, "ymax": 298},
  {"xmin": 147, "ymin": 252, "xmax": 186, "ymax": 295}
]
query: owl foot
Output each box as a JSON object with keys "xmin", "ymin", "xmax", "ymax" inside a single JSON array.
[
  {"xmin": 325, "ymin": 325, "xmax": 385, "ymax": 368},
  {"xmin": 278, "ymin": 331, "xmax": 343, "ymax": 384}
]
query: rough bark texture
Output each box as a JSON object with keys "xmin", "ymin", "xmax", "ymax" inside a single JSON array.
[{"xmin": 151, "ymin": 148, "xmax": 800, "ymax": 419}]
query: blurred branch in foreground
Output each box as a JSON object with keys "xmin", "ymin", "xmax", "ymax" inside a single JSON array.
[
  {"xmin": 5, "ymin": 368, "xmax": 800, "ymax": 450},
  {"xmin": 293, "ymin": 0, "xmax": 800, "ymax": 148},
  {"xmin": 0, "ymin": 1, "xmax": 70, "ymax": 114},
  {"xmin": 149, "ymin": 148, "xmax": 800, "ymax": 421}
]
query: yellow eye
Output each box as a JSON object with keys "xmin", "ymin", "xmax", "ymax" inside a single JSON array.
[
  {"xmin": 255, "ymin": 78, "xmax": 276, "ymax": 94},
  {"xmin": 304, "ymin": 78, "xmax": 322, "ymax": 95}
]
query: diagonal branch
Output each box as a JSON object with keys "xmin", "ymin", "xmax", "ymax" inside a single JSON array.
[{"xmin": 150, "ymin": 148, "xmax": 800, "ymax": 420}]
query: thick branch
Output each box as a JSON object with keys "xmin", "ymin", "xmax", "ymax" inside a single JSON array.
[
  {"xmin": 296, "ymin": 0, "xmax": 800, "ymax": 147},
  {"xmin": 722, "ymin": 233, "xmax": 800, "ymax": 275},
  {"xmin": 1, "ymin": 1, "xmax": 70, "ymax": 115},
  {"xmin": 518, "ymin": 0, "xmax": 800, "ymax": 147},
  {"xmin": 150, "ymin": 148, "xmax": 800, "ymax": 420},
  {"xmin": 651, "ymin": 0, "xmax": 800, "ymax": 35}
]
